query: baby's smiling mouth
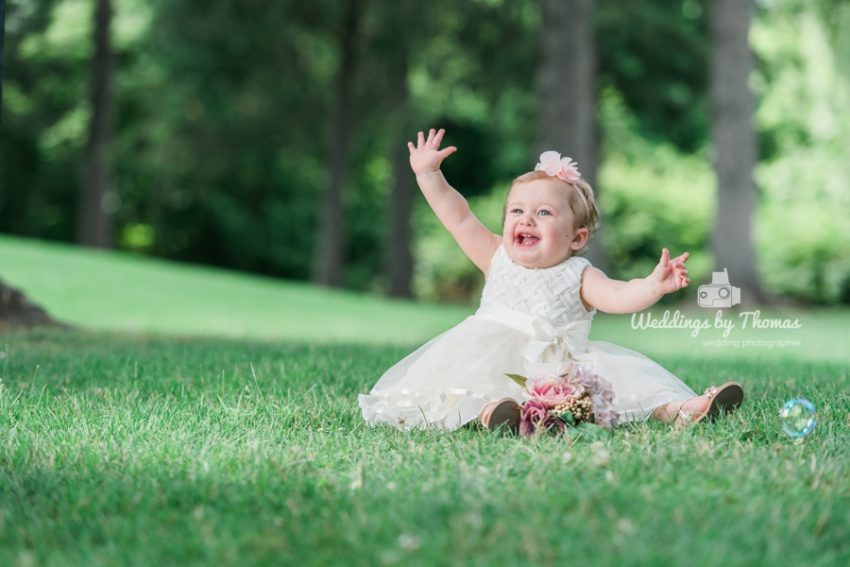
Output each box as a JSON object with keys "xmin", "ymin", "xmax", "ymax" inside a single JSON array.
[{"xmin": 515, "ymin": 232, "xmax": 540, "ymax": 247}]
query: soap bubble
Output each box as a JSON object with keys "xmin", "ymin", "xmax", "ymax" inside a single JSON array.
[{"xmin": 780, "ymin": 399, "xmax": 816, "ymax": 439}]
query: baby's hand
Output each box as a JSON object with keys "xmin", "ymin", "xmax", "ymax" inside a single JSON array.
[
  {"xmin": 408, "ymin": 128, "xmax": 457, "ymax": 176},
  {"xmin": 650, "ymin": 248, "xmax": 691, "ymax": 295}
]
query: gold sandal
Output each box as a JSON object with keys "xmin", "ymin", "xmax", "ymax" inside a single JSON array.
[{"xmin": 675, "ymin": 382, "xmax": 744, "ymax": 426}]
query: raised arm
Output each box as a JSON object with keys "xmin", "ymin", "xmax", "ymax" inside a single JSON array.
[
  {"xmin": 580, "ymin": 248, "xmax": 691, "ymax": 314},
  {"xmin": 408, "ymin": 128, "xmax": 500, "ymax": 273}
]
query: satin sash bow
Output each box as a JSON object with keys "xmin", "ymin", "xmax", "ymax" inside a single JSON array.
[{"xmin": 476, "ymin": 303, "xmax": 590, "ymax": 363}]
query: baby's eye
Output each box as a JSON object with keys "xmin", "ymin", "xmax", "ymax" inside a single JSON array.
[
  {"xmin": 537, "ymin": 209, "xmax": 552, "ymax": 216},
  {"xmin": 510, "ymin": 208, "xmax": 523, "ymax": 214}
]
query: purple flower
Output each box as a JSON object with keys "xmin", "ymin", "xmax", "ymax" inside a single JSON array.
[
  {"xmin": 520, "ymin": 400, "xmax": 549, "ymax": 436},
  {"xmin": 543, "ymin": 414, "xmax": 567, "ymax": 433},
  {"xmin": 557, "ymin": 361, "xmax": 619, "ymax": 428}
]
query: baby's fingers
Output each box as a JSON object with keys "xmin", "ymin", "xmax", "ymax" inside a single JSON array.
[
  {"xmin": 659, "ymin": 248, "xmax": 670, "ymax": 266},
  {"xmin": 407, "ymin": 141, "xmax": 416, "ymax": 154},
  {"xmin": 673, "ymin": 272, "xmax": 691, "ymax": 290},
  {"xmin": 433, "ymin": 128, "xmax": 446, "ymax": 147},
  {"xmin": 438, "ymin": 146, "xmax": 457, "ymax": 160},
  {"xmin": 426, "ymin": 128, "xmax": 436, "ymax": 145},
  {"xmin": 417, "ymin": 131, "xmax": 425, "ymax": 147}
]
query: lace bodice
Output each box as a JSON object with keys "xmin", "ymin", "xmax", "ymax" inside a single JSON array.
[{"xmin": 479, "ymin": 245, "xmax": 594, "ymax": 327}]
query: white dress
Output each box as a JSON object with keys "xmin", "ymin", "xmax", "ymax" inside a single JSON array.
[{"xmin": 358, "ymin": 245, "xmax": 697, "ymax": 430}]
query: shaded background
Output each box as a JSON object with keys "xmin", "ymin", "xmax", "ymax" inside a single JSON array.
[{"xmin": 2, "ymin": 0, "xmax": 849, "ymax": 305}]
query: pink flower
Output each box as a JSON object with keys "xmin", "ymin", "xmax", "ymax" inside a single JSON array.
[
  {"xmin": 534, "ymin": 151, "xmax": 581, "ymax": 184},
  {"xmin": 527, "ymin": 376, "xmax": 581, "ymax": 409},
  {"xmin": 520, "ymin": 400, "xmax": 549, "ymax": 436}
]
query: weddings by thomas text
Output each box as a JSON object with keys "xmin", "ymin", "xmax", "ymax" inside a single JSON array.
[{"xmin": 630, "ymin": 309, "xmax": 801, "ymax": 338}]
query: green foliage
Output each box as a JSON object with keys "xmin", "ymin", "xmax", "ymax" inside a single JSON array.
[
  {"xmin": 596, "ymin": 0, "xmax": 710, "ymax": 152},
  {"xmin": 596, "ymin": 88, "xmax": 714, "ymax": 285},
  {"xmin": 753, "ymin": 2, "xmax": 850, "ymax": 303},
  {"xmin": 1, "ymin": 0, "xmax": 849, "ymax": 303},
  {"xmin": 1, "ymin": 0, "xmax": 87, "ymax": 240}
]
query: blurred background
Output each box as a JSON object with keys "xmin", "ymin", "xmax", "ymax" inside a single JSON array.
[{"xmin": 2, "ymin": 0, "xmax": 850, "ymax": 307}]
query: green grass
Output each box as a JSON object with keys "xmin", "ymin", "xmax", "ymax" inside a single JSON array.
[
  {"xmin": 0, "ymin": 235, "xmax": 469, "ymax": 344},
  {"xmin": 2, "ymin": 236, "xmax": 850, "ymax": 565},
  {"xmin": 1, "ymin": 330, "xmax": 849, "ymax": 566}
]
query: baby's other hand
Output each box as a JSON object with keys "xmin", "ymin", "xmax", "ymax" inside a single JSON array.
[
  {"xmin": 650, "ymin": 248, "xmax": 691, "ymax": 296},
  {"xmin": 408, "ymin": 128, "xmax": 457, "ymax": 176}
]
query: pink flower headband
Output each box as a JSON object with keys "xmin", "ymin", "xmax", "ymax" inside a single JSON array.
[
  {"xmin": 534, "ymin": 151, "xmax": 593, "ymax": 220},
  {"xmin": 534, "ymin": 151, "xmax": 581, "ymax": 184}
]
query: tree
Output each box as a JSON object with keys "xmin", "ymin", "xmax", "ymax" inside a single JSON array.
[
  {"xmin": 0, "ymin": 0, "xmax": 4, "ymax": 227},
  {"xmin": 311, "ymin": 0, "xmax": 363, "ymax": 287},
  {"xmin": 709, "ymin": 0, "xmax": 767, "ymax": 303},
  {"xmin": 375, "ymin": 1, "xmax": 428, "ymax": 299},
  {"xmin": 77, "ymin": 0, "xmax": 115, "ymax": 248},
  {"xmin": 384, "ymin": 49, "xmax": 414, "ymax": 298},
  {"xmin": 1, "ymin": 0, "xmax": 5, "ymax": 128},
  {"xmin": 537, "ymin": 0, "xmax": 608, "ymax": 271}
]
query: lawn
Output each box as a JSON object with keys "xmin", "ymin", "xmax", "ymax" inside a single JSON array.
[
  {"xmin": 0, "ymin": 235, "xmax": 469, "ymax": 345},
  {"xmin": 1, "ymin": 237, "xmax": 849, "ymax": 565}
]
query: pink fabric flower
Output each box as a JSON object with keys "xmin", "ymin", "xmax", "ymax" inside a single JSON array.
[
  {"xmin": 527, "ymin": 376, "xmax": 582, "ymax": 409},
  {"xmin": 534, "ymin": 151, "xmax": 581, "ymax": 184},
  {"xmin": 520, "ymin": 399, "xmax": 549, "ymax": 436}
]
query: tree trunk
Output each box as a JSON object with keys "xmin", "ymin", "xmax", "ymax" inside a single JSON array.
[
  {"xmin": 710, "ymin": 0, "xmax": 767, "ymax": 304},
  {"xmin": 1, "ymin": 0, "xmax": 6, "ymax": 128},
  {"xmin": 384, "ymin": 55, "xmax": 414, "ymax": 298},
  {"xmin": 77, "ymin": 0, "xmax": 114, "ymax": 249},
  {"xmin": 537, "ymin": 0, "xmax": 607, "ymax": 271},
  {"xmin": 0, "ymin": 0, "xmax": 5, "ymax": 218},
  {"xmin": 311, "ymin": 0, "xmax": 362, "ymax": 287}
]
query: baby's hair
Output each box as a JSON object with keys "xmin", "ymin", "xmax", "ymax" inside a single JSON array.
[{"xmin": 506, "ymin": 170, "xmax": 600, "ymax": 255}]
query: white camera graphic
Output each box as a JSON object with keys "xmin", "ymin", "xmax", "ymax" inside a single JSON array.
[{"xmin": 697, "ymin": 268, "xmax": 741, "ymax": 308}]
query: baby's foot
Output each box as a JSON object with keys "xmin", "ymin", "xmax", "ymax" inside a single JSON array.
[
  {"xmin": 668, "ymin": 383, "xmax": 745, "ymax": 427},
  {"xmin": 652, "ymin": 382, "xmax": 744, "ymax": 427},
  {"xmin": 652, "ymin": 396, "xmax": 708, "ymax": 425},
  {"xmin": 672, "ymin": 395, "xmax": 713, "ymax": 427}
]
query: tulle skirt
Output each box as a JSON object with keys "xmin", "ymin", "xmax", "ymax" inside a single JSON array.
[{"xmin": 358, "ymin": 315, "xmax": 697, "ymax": 431}]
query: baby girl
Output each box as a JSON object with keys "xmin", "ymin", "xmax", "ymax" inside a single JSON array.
[{"xmin": 359, "ymin": 128, "xmax": 743, "ymax": 432}]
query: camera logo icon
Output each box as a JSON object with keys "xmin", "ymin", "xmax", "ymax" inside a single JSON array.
[{"xmin": 697, "ymin": 268, "xmax": 741, "ymax": 308}]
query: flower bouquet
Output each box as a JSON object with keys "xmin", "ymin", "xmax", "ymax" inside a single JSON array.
[{"xmin": 507, "ymin": 361, "xmax": 618, "ymax": 436}]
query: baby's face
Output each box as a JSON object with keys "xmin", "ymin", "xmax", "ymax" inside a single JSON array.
[{"xmin": 502, "ymin": 179, "xmax": 585, "ymax": 269}]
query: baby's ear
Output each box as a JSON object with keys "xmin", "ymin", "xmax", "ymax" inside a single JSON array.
[{"xmin": 570, "ymin": 227, "xmax": 590, "ymax": 250}]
